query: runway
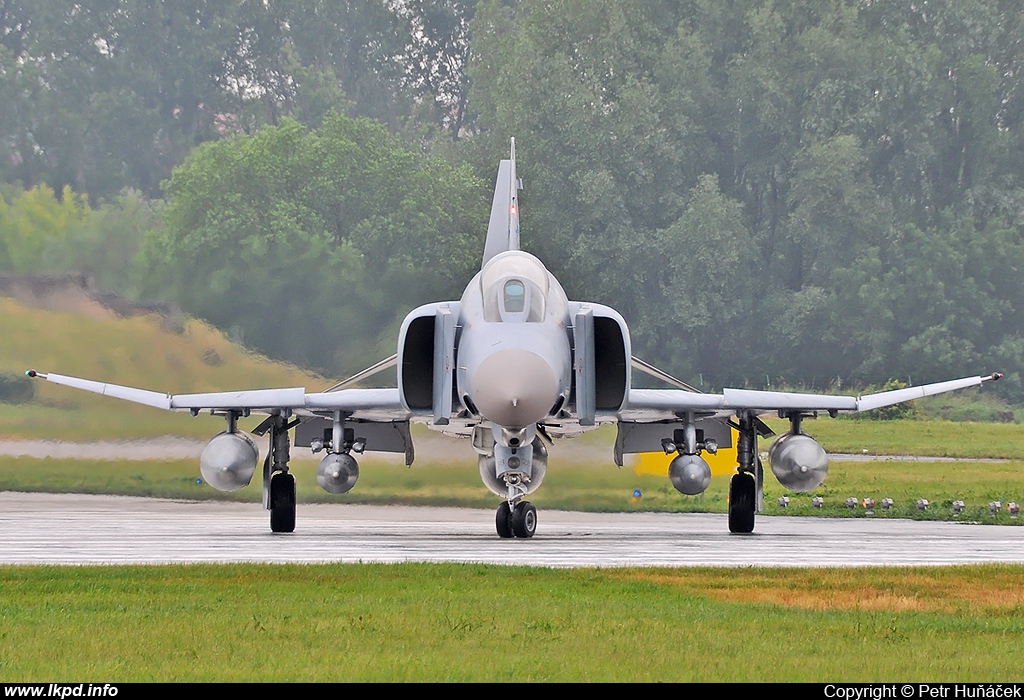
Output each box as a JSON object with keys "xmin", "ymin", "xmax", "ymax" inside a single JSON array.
[{"xmin": 1, "ymin": 492, "xmax": 1022, "ymax": 567}]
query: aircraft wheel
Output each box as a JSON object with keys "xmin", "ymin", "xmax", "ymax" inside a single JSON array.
[
  {"xmin": 496, "ymin": 501, "xmax": 514, "ymax": 538},
  {"xmin": 270, "ymin": 471, "xmax": 296, "ymax": 533},
  {"xmin": 728, "ymin": 472, "xmax": 756, "ymax": 534},
  {"xmin": 512, "ymin": 501, "xmax": 537, "ymax": 538}
]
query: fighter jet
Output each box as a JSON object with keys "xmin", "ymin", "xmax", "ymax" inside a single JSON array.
[{"xmin": 26, "ymin": 139, "xmax": 1004, "ymax": 537}]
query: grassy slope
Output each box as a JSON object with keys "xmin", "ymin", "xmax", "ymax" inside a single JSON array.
[{"xmin": 0, "ymin": 297, "xmax": 325, "ymax": 439}]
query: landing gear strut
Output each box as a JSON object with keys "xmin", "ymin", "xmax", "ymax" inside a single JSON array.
[{"xmin": 495, "ymin": 500, "xmax": 537, "ymax": 538}]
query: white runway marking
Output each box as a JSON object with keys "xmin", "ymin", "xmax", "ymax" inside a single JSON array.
[{"xmin": 1, "ymin": 492, "xmax": 1021, "ymax": 567}]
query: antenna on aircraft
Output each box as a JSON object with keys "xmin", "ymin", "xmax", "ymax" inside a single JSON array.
[
  {"xmin": 512, "ymin": 139, "xmax": 524, "ymax": 191},
  {"xmin": 508, "ymin": 138, "xmax": 520, "ymax": 251}
]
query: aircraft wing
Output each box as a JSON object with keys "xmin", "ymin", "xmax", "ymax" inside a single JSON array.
[
  {"xmin": 620, "ymin": 373, "xmax": 1003, "ymax": 421},
  {"xmin": 26, "ymin": 371, "xmax": 411, "ymax": 421}
]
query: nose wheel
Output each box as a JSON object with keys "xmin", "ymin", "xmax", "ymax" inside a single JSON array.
[
  {"xmin": 496, "ymin": 501, "xmax": 514, "ymax": 538},
  {"xmin": 495, "ymin": 501, "xmax": 537, "ymax": 538}
]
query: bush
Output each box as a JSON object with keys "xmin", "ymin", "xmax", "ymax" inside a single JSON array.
[
  {"xmin": 853, "ymin": 379, "xmax": 916, "ymax": 420},
  {"xmin": 0, "ymin": 372, "xmax": 34, "ymax": 404}
]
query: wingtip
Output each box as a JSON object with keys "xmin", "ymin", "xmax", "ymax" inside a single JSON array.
[
  {"xmin": 984, "ymin": 372, "xmax": 1003, "ymax": 382},
  {"xmin": 25, "ymin": 369, "xmax": 40, "ymax": 378}
]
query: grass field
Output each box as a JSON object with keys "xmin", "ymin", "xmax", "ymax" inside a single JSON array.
[
  {"xmin": 2, "ymin": 452, "xmax": 1022, "ymax": 523},
  {"xmin": 0, "ymin": 563, "xmax": 1021, "ymax": 681},
  {"xmin": 764, "ymin": 417, "xmax": 1024, "ymax": 459}
]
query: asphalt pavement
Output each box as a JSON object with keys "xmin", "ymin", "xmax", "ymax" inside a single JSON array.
[{"xmin": 1, "ymin": 492, "xmax": 1021, "ymax": 567}]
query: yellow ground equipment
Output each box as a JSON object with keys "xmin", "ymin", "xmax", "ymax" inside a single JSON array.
[{"xmin": 632, "ymin": 425, "xmax": 739, "ymax": 477}]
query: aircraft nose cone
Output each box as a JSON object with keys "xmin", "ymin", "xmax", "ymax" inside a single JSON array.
[{"xmin": 471, "ymin": 349, "xmax": 559, "ymax": 427}]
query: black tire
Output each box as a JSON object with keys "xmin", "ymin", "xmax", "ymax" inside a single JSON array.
[
  {"xmin": 511, "ymin": 501, "xmax": 537, "ymax": 538},
  {"xmin": 728, "ymin": 472, "xmax": 756, "ymax": 533},
  {"xmin": 496, "ymin": 501, "xmax": 514, "ymax": 538},
  {"xmin": 270, "ymin": 471, "xmax": 296, "ymax": 533}
]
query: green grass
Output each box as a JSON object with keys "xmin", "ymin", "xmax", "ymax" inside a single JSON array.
[
  {"xmin": 769, "ymin": 417, "xmax": 1024, "ymax": 459},
  {"xmin": 913, "ymin": 388, "xmax": 1018, "ymax": 423},
  {"xmin": 0, "ymin": 563, "xmax": 1021, "ymax": 681},
  {"xmin": 0, "ymin": 401, "xmax": 226, "ymax": 440},
  {"xmin": 3, "ymin": 454, "xmax": 1022, "ymax": 522}
]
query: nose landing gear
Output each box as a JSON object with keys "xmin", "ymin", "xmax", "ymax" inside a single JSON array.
[{"xmin": 495, "ymin": 500, "xmax": 537, "ymax": 538}]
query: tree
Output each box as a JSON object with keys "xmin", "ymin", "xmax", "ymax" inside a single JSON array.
[
  {"xmin": 465, "ymin": 0, "xmax": 1024, "ymax": 399},
  {"xmin": 653, "ymin": 174, "xmax": 759, "ymax": 380},
  {"xmin": 0, "ymin": 184, "xmax": 90, "ymax": 272},
  {"xmin": 147, "ymin": 114, "xmax": 486, "ymax": 374},
  {"xmin": 397, "ymin": 1, "xmax": 479, "ymax": 139}
]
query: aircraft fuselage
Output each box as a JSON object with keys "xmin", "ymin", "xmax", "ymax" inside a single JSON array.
[{"xmin": 457, "ymin": 250, "xmax": 572, "ymax": 432}]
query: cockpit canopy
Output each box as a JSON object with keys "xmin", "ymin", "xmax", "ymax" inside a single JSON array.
[{"xmin": 480, "ymin": 251, "xmax": 549, "ymax": 322}]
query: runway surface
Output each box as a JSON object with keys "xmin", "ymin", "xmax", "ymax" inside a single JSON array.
[{"xmin": 1, "ymin": 492, "xmax": 1022, "ymax": 567}]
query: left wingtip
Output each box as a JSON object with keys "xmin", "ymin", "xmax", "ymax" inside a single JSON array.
[{"xmin": 986, "ymin": 372, "xmax": 1003, "ymax": 382}]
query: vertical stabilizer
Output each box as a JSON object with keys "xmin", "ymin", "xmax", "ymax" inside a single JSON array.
[{"xmin": 481, "ymin": 138, "xmax": 522, "ymax": 267}]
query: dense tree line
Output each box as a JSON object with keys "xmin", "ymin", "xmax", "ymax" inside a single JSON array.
[
  {"xmin": 0, "ymin": 0, "xmax": 473, "ymax": 200},
  {"xmin": 468, "ymin": 0, "xmax": 1024, "ymax": 399},
  {"xmin": 1, "ymin": 0, "xmax": 1023, "ymax": 402}
]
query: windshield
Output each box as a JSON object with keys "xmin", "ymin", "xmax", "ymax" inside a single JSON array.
[{"xmin": 503, "ymin": 280, "xmax": 526, "ymax": 313}]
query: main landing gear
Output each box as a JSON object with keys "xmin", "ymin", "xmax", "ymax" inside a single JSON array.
[
  {"xmin": 728, "ymin": 472, "xmax": 756, "ymax": 533},
  {"xmin": 270, "ymin": 470, "xmax": 296, "ymax": 533},
  {"xmin": 255, "ymin": 413, "xmax": 299, "ymax": 533},
  {"xmin": 496, "ymin": 500, "xmax": 537, "ymax": 538},
  {"xmin": 728, "ymin": 412, "xmax": 764, "ymax": 534}
]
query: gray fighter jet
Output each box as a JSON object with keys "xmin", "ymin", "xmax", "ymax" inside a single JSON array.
[{"xmin": 27, "ymin": 140, "xmax": 1003, "ymax": 536}]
